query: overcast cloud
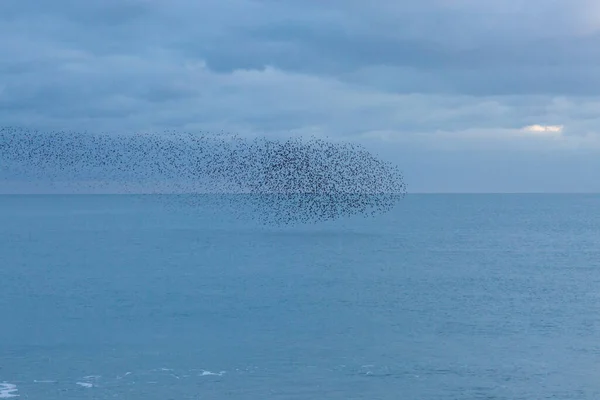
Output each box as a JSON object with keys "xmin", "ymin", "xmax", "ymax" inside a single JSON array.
[{"xmin": 2, "ymin": 0, "xmax": 600, "ymax": 192}]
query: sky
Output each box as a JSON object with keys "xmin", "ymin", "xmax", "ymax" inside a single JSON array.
[{"xmin": 1, "ymin": 0, "xmax": 600, "ymax": 192}]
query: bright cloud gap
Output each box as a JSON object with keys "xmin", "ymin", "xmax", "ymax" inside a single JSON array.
[{"xmin": 521, "ymin": 124, "xmax": 564, "ymax": 135}]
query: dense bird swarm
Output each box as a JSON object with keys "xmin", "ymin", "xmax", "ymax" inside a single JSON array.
[{"xmin": 0, "ymin": 127, "xmax": 406, "ymax": 225}]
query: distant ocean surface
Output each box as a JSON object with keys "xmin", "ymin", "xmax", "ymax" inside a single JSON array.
[{"xmin": 2, "ymin": 194, "xmax": 600, "ymax": 399}]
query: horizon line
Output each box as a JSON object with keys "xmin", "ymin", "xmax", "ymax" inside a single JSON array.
[{"xmin": 0, "ymin": 192, "xmax": 599, "ymax": 195}]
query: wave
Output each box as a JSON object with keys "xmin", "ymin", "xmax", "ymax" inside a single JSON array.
[{"xmin": 0, "ymin": 382, "xmax": 18, "ymax": 398}]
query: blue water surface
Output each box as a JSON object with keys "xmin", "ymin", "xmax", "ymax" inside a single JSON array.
[{"xmin": 1, "ymin": 194, "xmax": 600, "ymax": 399}]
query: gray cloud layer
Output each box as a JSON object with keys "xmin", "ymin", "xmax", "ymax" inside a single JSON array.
[{"xmin": 2, "ymin": 0, "xmax": 600, "ymax": 191}]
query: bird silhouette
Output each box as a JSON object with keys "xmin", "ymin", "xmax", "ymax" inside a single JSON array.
[{"xmin": 0, "ymin": 127, "xmax": 406, "ymax": 225}]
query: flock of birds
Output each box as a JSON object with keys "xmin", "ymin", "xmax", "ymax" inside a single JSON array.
[{"xmin": 0, "ymin": 127, "xmax": 406, "ymax": 225}]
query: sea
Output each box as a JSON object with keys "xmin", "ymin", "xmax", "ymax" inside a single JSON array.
[{"xmin": 1, "ymin": 194, "xmax": 600, "ymax": 399}]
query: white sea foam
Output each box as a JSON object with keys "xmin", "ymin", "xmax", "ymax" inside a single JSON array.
[
  {"xmin": 116, "ymin": 372, "xmax": 132, "ymax": 380},
  {"xmin": 33, "ymin": 380, "xmax": 56, "ymax": 384},
  {"xmin": 0, "ymin": 382, "xmax": 18, "ymax": 398},
  {"xmin": 77, "ymin": 375, "xmax": 100, "ymax": 388},
  {"xmin": 199, "ymin": 370, "xmax": 225, "ymax": 377}
]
